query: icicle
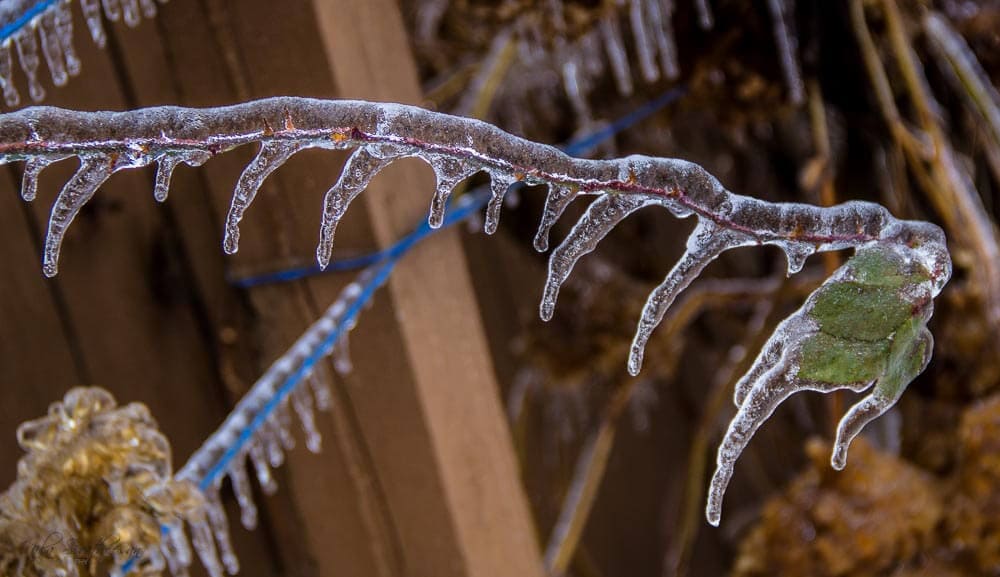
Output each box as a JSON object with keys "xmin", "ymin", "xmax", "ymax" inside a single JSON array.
[
  {"xmin": 203, "ymin": 489, "xmax": 240, "ymax": 575},
  {"xmin": 629, "ymin": 0, "xmax": 660, "ymax": 83},
  {"xmin": 628, "ymin": 223, "xmax": 746, "ymax": 375},
  {"xmin": 485, "ymin": 172, "xmax": 516, "ymax": 234},
  {"xmin": 0, "ymin": 40, "xmax": 19, "ymax": 107},
  {"xmin": 693, "ymin": 0, "xmax": 714, "ymax": 29},
  {"xmin": 331, "ymin": 335, "xmax": 352, "ymax": 375},
  {"xmin": 307, "ymin": 365, "xmax": 334, "ymax": 411},
  {"xmin": 54, "ymin": 1, "xmax": 81, "ymax": 76},
  {"xmin": 43, "ymin": 154, "xmax": 117, "ymax": 277},
  {"xmin": 248, "ymin": 438, "xmax": 278, "ymax": 495},
  {"xmin": 224, "ymin": 141, "xmax": 305, "ymax": 254},
  {"xmin": 154, "ymin": 156, "xmax": 182, "ymax": 202},
  {"xmin": 226, "ymin": 461, "xmax": 257, "ymax": 530},
  {"xmin": 121, "ymin": 0, "xmax": 141, "ymax": 27},
  {"xmin": 189, "ymin": 509, "xmax": 224, "ymax": 577},
  {"xmin": 775, "ymin": 240, "xmax": 816, "ymax": 274},
  {"xmin": 140, "ymin": 0, "xmax": 159, "ymax": 19},
  {"xmin": 39, "ymin": 11, "xmax": 68, "ymax": 86},
  {"xmin": 541, "ymin": 194, "xmax": 655, "ymax": 320},
  {"xmin": 14, "ymin": 28, "xmax": 46, "ymax": 102},
  {"xmin": 80, "ymin": 0, "xmax": 107, "ymax": 47},
  {"xmin": 262, "ymin": 416, "xmax": 286, "ymax": 467},
  {"xmin": 600, "ymin": 16, "xmax": 633, "ymax": 96},
  {"xmin": 21, "ymin": 156, "xmax": 66, "ymax": 201},
  {"xmin": 160, "ymin": 519, "xmax": 193, "ymax": 577},
  {"xmin": 562, "ymin": 57, "xmax": 591, "ymax": 123},
  {"xmin": 103, "ymin": 0, "xmax": 122, "ymax": 21},
  {"xmin": 426, "ymin": 155, "xmax": 478, "ymax": 228},
  {"xmin": 291, "ymin": 384, "xmax": 322, "ymax": 453},
  {"xmin": 317, "ymin": 146, "xmax": 394, "ymax": 268},
  {"xmin": 275, "ymin": 398, "xmax": 296, "ymax": 451},
  {"xmin": 766, "ymin": 0, "xmax": 804, "ymax": 104},
  {"xmin": 647, "ymin": 0, "xmax": 680, "ymax": 79},
  {"xmin": 533, "ymin": 184, "xmax": 578, "ymax": 252}
]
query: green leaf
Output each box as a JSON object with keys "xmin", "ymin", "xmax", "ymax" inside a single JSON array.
[
  {"xmin": 809, "ymin": 282, "xmax": 913, "ymax": 341},
  {"xmin": 798, "ymin": 332, "xmax": 890, "ymax": 384},
  {"xmin": 876, "ymin": 314, "xmax": 931, "ymax": 399}
]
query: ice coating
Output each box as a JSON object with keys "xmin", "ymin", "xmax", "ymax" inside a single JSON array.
[
  {"xmin": 0, "ymin": 97, "xmax": 953, "ymax": 534},
  {"xmin": 600, "ymin": 16, "xmax": 633, "ymax": 96},
  {"xmin": 766, "ymin": 0, "xmax": 804, "ymax": 104}
]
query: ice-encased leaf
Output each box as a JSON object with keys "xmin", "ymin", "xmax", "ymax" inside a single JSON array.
[{"xmin": 706, "ymin": 244, "xmax": 939, "ymax": 526}]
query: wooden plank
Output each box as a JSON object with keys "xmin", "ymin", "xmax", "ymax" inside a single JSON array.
[
  {"xmin": 311, "ymin": 2, "xmax": 547, "ymax": 576},
  {"xmin": 109, "ymin": 1, "xmax": 400, "ymax": 575}
]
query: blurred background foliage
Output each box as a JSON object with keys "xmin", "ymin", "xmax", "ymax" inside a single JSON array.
[{"xmin": 399, "ymin": 1, "xmax": 1000, "ymax": 575}]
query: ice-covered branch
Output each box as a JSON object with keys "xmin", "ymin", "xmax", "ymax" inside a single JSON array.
[{"xmin": 0, "ymin": 97, "xmax": 952, "ymax": 528}]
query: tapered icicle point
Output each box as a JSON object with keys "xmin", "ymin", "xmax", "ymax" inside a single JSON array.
[
  {"xmin": 601, "ymin": 16, "xmax": 633, "ymax": 96},
  {"xmin": 54, "ymin": 2, "xmax": 81, "ymax": 76},
  {"xmin": 0, "ymin": 41, "xmax": 20, "ymax": 107},
  {"xmin": 485, "ymin": 172, "xmax": 516, "ymax": 234},
  {"xmin": 292, "ymin": 385, "xmax": 322, "ymax": 453},
  {"xmin": 646, "ymin": 0, "xmax": 680, "ymax": 79},
  {"xmin": 204, "ymin": 489, "xmax": 240, "ymax": 575},
  {"xmin": 14, "ymin": 28, "xmax": 46, "ymax": 102},
  {"xmin": 154, "ymin": 156, "xmax": 181, "ymax": 202},
  {"xmin": 103, "ymin": 0, "xmax": 122, "ymax": 21},
  {"xmin": 224, "ymin": 141, "xmax": 305, "ymax": 255},
  {"xmin": 766, "ymin": 0, "xmax": 805, "ymax": 104},
  {"xmin": 317, "ymin": 146, "xmax": 393, "ymax": 268},
  {"xmin": 81, "ymin": 0, "xmax": 107, "ymax": 47},
  {"xmin": 307, "ymin": 366, "xmax": 334, "ymax": 411},
  {"xmin": 628, "ymin": 223, "xmax": 744, "ymax": 375},
  {"xmin": 541, "ymin": 194, "xmax": 655, "ymax": 321},
  {"xmin": 248, "ymin": 439, "xmax": 279, "ymax": 495},
  {"xmin": 43, "ymin": 154, "xmax": 117, "ymax": 277},
  {"xmin": 706, "ymin": 365, "xmax": 798, "ymax": 526},
  {"xmin": 39, "ymin": 12, "xmax": 69, "ymax": 87},
  {"xmin": 629, "ymin": 0, "xmax": 660, "ymax": 84},
  {"xmin": 140, "ymin": 0, "xmax": 159, "ymax": 19},
  {"xmin": 189, "ymin": 509, "xmax": 224, "ymax": 577},
  {"xmin": 21, "ymin": 156, "xmax": 65, "ymax": 201},
  {"xmin": 276, "ymin": 398, "xmax": 296, "ymax": 450},
  {"xmin": 121, "ymin": 0, "xmax": 141, "ymax": 27},
  {"xmin": 693, "ymin": 0, "xmax": 714, "ymax": 29},
  {"xmin": 331, "ymin": 335, "xmax": 352, "ymax": 375},
  {"xmin": 427, "ymin": 155, "xmax": 478, "ymax": 228},
  {"xmin": 534, "ymin": 184, "xmax": 578, "ymax": 252},
  {"xmin": 227, "ymin": 461, "xmax": 258, "ymax": 530}
]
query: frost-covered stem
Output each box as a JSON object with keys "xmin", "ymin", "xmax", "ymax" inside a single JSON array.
[{"xmin": 0, "ymin": 97, "xmax": 947, "ymax": 265}]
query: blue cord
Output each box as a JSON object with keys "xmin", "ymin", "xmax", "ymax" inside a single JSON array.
[{"xmin": 0, "ymin": 0, "xmax": 59, "ymax": 42}]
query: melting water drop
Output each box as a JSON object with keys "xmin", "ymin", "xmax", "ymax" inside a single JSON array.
[
  {"xmin": 533, "ymin": 183, "xmax": 578, "ymax": 252},
  {"xmin": 224, "ymin": 141, "xmax": 305, "ymax": 254},
  {"xmin": 43, "ymin": 155, "xmax": 118, "ymax": 277}
]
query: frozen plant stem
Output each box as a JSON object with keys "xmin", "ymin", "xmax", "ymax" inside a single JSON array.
[{"xmin": 0, "ymin": 97, "xmax": 952, "ymax": 526}]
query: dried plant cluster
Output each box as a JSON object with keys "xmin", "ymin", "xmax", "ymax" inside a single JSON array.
[{"xmin": 0, "ymin": 388, "xmax": 202, "ymax": 577}]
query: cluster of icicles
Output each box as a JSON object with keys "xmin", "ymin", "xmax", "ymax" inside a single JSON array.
[
  {"xmin": 0, "ymin": 0, "xmax": 165, "ymax": 107},
  {"xmin": 481, "ymin": 0, "xmax": 804, "ymax": 128},
  {"xmin": 0, "ymin": 97, "xmax": 951, "ymax": 574}
]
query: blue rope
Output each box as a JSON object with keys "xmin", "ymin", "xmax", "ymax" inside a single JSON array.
[
  {"xmin": 0, "ymin": 0, "xmax": 59, "ymax": 42},
  {"xmin": 122, "ymin": 86, "xmax": 685, "ymax": 575}
]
